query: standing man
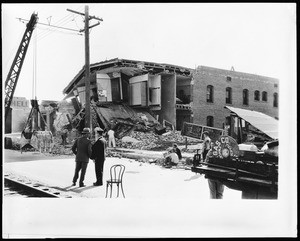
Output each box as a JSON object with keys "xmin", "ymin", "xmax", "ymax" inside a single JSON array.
[
  {"xmin": 107, "ymin": 128, "xmax": 116, "ymax": 148},
  {"xmin": 72, "ymin": 128, "xmax": 92, "ymax": 187},
  {"xmin": 202, "ymin": 131, "xmax": 211, "ymax": 161},
  {"xmin": 202, "ymin": 131, "xmax": 224, "ymax": 199},
  {"xmin": 91, "ymin": 127, "xmax": 107, "ymax": 186}
]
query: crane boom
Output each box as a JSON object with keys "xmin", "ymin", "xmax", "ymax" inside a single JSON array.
[{"xmin": 4, "ymin": 13, "xmax": 38, "ymax": 121}]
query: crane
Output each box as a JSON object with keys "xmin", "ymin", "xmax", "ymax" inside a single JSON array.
[{"xmin": 4, "ymin": 13, "xmax": 38, "ymax": 127}]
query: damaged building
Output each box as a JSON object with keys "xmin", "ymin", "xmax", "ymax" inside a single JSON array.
[
  {"xmin": 62, "ymin": 58, "xmax": 279, "ymax": 137},
  {"xmin": 63, "ymin": 58, "xmax": 193, "ymax": 136}
]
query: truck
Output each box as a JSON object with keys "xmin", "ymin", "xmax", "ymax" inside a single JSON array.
[{"xmin": 183, "ymin": 106, "xmax": 279, "ymax": 199}]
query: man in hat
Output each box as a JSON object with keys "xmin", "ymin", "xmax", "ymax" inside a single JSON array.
[
  {"xmin": 202, "ymin": 131, "xmax": 224, "ymax": 199},
  {"xmin": 202, "ymin": 131, "xmax": 211, "ymax": 161},
  {"xmin": 91, "ymin": 127, "xmax": 107, "ymax": 186},
  {"xmin": 71, "ymin": 127, "xmax": 92, "ymax": 187}
]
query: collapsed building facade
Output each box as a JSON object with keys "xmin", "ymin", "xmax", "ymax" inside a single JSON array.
[{"xmin": 62, "ymin": 58, "xmax": 279, "ymax": 140}]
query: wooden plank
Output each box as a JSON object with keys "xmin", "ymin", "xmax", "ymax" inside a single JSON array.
[{"xmin": 237, "ymin": 176, "xmax": 276, "ymax": 186}]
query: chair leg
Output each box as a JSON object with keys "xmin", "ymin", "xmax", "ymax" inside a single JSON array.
[
  {"xmin": 105, "ymin": 183, "xmax": 109, "ymax": 198},
  {"xmin": 117, "ymin": 183, "xmax": 120, "ymax": 197},
  {"xmin": 121, "ymin": 183, "xmax": 125, "ymax": 198},
  {"xmin": 110, "ymin": 184, "xmax": 113, "ymax": 198}
]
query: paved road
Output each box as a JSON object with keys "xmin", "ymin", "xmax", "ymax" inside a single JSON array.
[{"xmin": 4, "ymin": 149, "xmax": 71, "ymax": 163}]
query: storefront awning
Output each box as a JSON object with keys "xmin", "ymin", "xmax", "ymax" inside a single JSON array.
[{"xmin": 225, "ymin": 106, "xmax": 278, "ymax": 140}]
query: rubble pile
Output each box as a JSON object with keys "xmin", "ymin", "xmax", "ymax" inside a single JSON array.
[
  {"xmin": 131, "ymin": 156, "xmax": 193, "ymax": 170},
  {"xmin": 49, "ymin": 136, "xmax": 74, "ymax": 156},
  {"xmin": 116, "ymin": 130, "xmax": 199, "ymax": 151}
]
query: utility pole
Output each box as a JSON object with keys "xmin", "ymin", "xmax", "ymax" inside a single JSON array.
[
  {"xmin": 67, "ymin": 6, "xmax": 102, "ymax": 129},
  {"xmin": 84, "ymin": 5, "xmax": 91, "ymax": 129}
]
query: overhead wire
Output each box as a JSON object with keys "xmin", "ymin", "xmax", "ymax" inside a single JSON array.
[{"xmin": 37, "ymin": 5, "xmax": 84, "ymax": 41}]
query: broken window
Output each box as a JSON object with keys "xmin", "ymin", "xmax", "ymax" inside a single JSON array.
[
  {"xmin": 243, "ymin": 89, "xmax": 249, "ymax": 105},
  {"xmin": 226, "ymin": 87, "xmax": 232, "ymax": 104},
  {"xmin": 206, "ymin": 85, "xmax": 214, "ymax": 103},
  {"xmin": 254, "ymin": 90, "xmax": 260, "ymax": 101},
  {"xmin": 262, "ymin": 91, "xmax": 268, "ymax": 102}
]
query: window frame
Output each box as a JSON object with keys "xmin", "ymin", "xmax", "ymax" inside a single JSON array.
[
  {"xmin": 207, "ymin": 115, "xmax": 214, "ymax": 127},
  {"xmin": 226, "ymin": 87, "xmax": 232, "ymax": 104},
  {"xmin": 262, "ymin": 91, "xmax": 268, "ymax": 102},
  {"xmin": 243, "ymin": 89, "xmax": 249, "ymax": 105},
  {"xmin": 254, "ymin": 90, "xmax": 260, "ymax": 101},
  {"xmin": 206, "ymin": 85, "xmax": 214, "ymax": 103},
  {"xmin": 273, "ymin": 92, "xmax": 278, "ymax": 107}
]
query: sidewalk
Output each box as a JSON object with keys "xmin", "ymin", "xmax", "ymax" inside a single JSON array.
[
  {"xmin": 3, "ymin": 149, "xmax": 245, "ymax": 238},
  {"xmin": 4, "ymin": 149, "xmax": 241, "ymax": 199}
]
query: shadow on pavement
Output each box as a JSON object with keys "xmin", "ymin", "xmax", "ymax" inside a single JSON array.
[{"xmin": 184, "ymin": 173, "xmax": 202, "ymax": 181}]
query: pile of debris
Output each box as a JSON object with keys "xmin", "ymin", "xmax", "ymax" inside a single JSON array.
[
  {"xmin": 117, "ymin": 129, "xmax": 199, "ymax": 151},
  {"xmin": 49, "ymin": 136, "xmax": 74, "ymax": 156},
  {"xmin": 128, "ymin": 155, "xmax": 195, "ymax": 170}
]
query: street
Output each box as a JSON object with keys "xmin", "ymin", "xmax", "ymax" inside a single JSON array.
[
  {"xmin": 4, "ymin": 149, "xmax": 242, "ymax": 199},
  {"xmin": 3, "ymin": 150, "xmax": 292, "ymax": 238}
]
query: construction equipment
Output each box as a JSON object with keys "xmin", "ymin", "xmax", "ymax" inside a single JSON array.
[{"xmin": 4, "ymin": 13, "xmax": 38, "ymax": 127}]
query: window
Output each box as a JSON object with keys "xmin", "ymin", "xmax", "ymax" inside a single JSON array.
[
  {"xmin": 207, "ymin": 116, "xmax": 214, "ymax": 127},
  {"xmin": 262, "ymin": 91, "xmax": 268, "ymax": 101},
  {"xmin": 226, "ymin": 76, "xmax": 232, "ymax": 81},
  {"xmin": 226, "ymin": 87, "xmax": 232, "ymax": 104},
  {"xmin": 274, "ymin": 84, "xmax": 278, "ymax": 88},
  {"xmin": 206, "ymin": 85, "xmax": 214, "ymax": 103},
  {"xmin": 254, "ymin": 90, "xmax": 260, "ymax": 101},
  {"xmin": 273, "ymin": 92, "xmax": 278, "ymax": 107},
  {"xmin": 243, "ymin": 89, "xmax": 249, "ymax": 105},
  {"xmin": 224, "ymin": 116, "xmax": 231, "ymax": 135}
]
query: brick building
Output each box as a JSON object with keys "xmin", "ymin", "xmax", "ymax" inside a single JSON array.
[
  {"xmin": 191, "ymin": 66, "xmax": 279, "ymax": 130},
  {"xmin": 62, "ymin": 58, "xmax": 278, "ymax": 133}
]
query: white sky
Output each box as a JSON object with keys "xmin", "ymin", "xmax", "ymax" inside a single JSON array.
[{"xmin": 2, "ymin": 3, "xmax": 296, "ymax": 101}]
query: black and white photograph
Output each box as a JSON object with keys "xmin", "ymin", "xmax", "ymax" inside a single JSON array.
[{"xmin": 2, "ymin": 2, "xmax": 297, "ymax": 238}]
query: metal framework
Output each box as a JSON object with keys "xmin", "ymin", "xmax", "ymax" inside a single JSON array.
[{"xmin": 5, "ymin": 13, "xmax": 38, "ymax": 120}]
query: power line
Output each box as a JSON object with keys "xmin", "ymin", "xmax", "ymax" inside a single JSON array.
[
  {"xmin": 17, "ymin": 17, "xmax": 81, "ymax": 33},
  {"xmin": 17, "ymin": 17, "xmax": 83, "ymax": 42}
]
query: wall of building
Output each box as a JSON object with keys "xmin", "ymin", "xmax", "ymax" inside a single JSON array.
[
  {"xmin": 148, "ymin": 74, "xmax": 161, "ymax": 106},
  {"xmin": 176, "ymin": 75, "xmax": 192, "ymax": 104},
  {"xmin": 11, "ymin": 97, "xmax": 29, "ymax": 108},
  {"xmin": 192, "ymin": 66, "xmax": 279, "ymax": 129},
  {"xmin": 129, "ymin": 74, "xmax": 148, "ymax": 106},
  {"xmin": 11, "ymin": 108, "xmax": 31, "ymax": 133},
  {"xmin": 158, "ymin": 74, "xmax": 176, "ymax": 127}
]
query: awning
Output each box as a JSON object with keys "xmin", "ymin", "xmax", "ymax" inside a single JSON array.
[{"xmin": 225, "ymin": 106, "xmax": 278, "ymax": 140}]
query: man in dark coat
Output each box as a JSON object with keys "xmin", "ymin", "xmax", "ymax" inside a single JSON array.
[
  {"xmin": 91, "ymin": 127, "xmax": 107, "ymax": 186},
  {"xmin": 72, "ymin": 128, "xmax": 92, "ymax": 187}
]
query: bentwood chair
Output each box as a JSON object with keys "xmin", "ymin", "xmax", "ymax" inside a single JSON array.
[{"xmin": 105, "ymin": 164, "xmax": 125, "ymax": 198}]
